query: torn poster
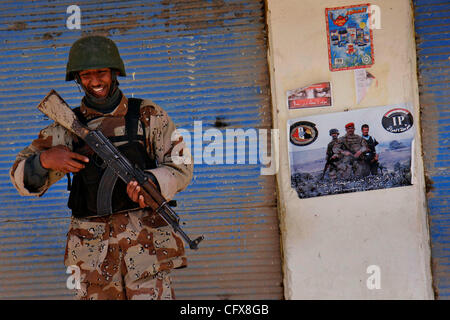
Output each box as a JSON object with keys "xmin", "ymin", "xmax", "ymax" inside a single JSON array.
[
  {"xmin": 287, "ymin": 82, "xmax": 332, "ymax": 109},
  {"xmin": 354, "ymin": 69, "xmax": 377, "ymax": 103},
  {"xmin": 288, "ymin": 104, "xmax": 414, "ymax": 199},
  {"xmin": 325, "ymin": 3, "xmax": 375, "ymax": 71}
]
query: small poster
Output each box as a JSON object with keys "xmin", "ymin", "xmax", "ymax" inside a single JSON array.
[
  {"xmin": 288, "ymin": 105, "xmax": 414, "ymax": 199},
  {"xmin": 287, "ymin": 82, "xmax": 332, "ymax": 109},
  {"xmin": 326, "ymin": 3, "xmax": 374, "ymax": 71}
]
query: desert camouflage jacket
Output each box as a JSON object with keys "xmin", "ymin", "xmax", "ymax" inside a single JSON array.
[
  {"xmin": 333, "ymin": 133, "xmax": 369, "ymax": 156},
  {"xmin": 10, "ymin": 93, "xmax": 193, "ymax": 202}
]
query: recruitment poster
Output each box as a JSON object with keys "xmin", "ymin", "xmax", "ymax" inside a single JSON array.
[
  {"xmin": 288, "ymin": 105, "xmax": 414, "ymax": 199},
  {"xmin": 325, "ymin": 3, "xmax": 374, "ymax": 71}
]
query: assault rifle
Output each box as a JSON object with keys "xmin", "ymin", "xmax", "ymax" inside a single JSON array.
[{"xmin": 37, "ymin": 90, "xmax": 204, "ymax": 250}]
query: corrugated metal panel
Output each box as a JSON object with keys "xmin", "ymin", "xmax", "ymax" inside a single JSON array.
[
  {"xmin": 0, "ymin": 0, "xmax": 282, "ymax": 299},
  {"xmin": 414, "ymin": 0, "xmax": 450, "ymax": 300}
]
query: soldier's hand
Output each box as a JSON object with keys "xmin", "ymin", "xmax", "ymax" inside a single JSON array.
[
  {"xmin": 40, "ymin": 145, "xmax": 89, "ymax": 173},
  {"xmin": 127, "ymin": 180, "xmax": 160, "ymax": 209},
  {"xmin": 127, "ymin": 180, "xmax": 146, "ymax": 208},
  {"xmin": 354, "ymin": 151, "xmax": 362, "ymax": 158}
]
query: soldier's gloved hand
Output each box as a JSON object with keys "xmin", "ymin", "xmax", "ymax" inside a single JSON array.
[
  {"xmin": 40, "ymin": 145, "xmax": 89, "ymax": 174},
  {"xmin": 126, "ymin": 180, "xmax": 159, "ymax": 209}
]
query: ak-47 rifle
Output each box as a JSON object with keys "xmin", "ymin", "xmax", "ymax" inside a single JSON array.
[{"xmin": 37, "ymin": 90, "xmax": 204, "ymax": 250}]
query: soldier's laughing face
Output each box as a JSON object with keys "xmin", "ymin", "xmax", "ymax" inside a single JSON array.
[{"xmin": 78, "ymin": 68, "xmax": 113, "ymax": 99}]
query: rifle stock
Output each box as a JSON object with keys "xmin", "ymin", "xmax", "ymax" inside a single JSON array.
[{"xmin": 37, "ymin": 90, "xmax": 89, "ymax": 138}]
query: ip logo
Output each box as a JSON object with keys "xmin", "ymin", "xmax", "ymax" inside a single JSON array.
[
  {"xmin": 366, "ymin": 265, "xmax": 381, "ymax": 290},
  {"xmin": 382, "ymin": 108, "xmax": 413, "ymax": 133}
]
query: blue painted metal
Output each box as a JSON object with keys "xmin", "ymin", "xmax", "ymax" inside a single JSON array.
[
  {"xmin": 0, "ymin": 0, "xmax": 282, "ymax": 299},
  {"xmin": 414, "ymin": 0, "xmax": 450, "ymax": 299}
]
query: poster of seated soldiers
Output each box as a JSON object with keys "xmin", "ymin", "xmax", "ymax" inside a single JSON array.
[{"xmin": 288, "ymin": 105, "xmax": 414, "ymax": 199}]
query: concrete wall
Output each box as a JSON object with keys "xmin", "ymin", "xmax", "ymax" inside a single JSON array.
[{"xmin": 266, "ymin": 0, "xmax": 434, "ymax": 299}]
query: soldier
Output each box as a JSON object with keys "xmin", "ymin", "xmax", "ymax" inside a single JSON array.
[
  {"xmin": 9, "ymin": 36, "xmax": 193, "ymax": 300},
  {"xmin": 361, "ymin": 124, "xmax": 379, "ymax": 175},
  {"xmin": 333, "ymin": 122, "xmax": 369, "ymax": 179},
  {"xmin": 322, "ymin": 128, "xmax": 340, "ymax": 179}
]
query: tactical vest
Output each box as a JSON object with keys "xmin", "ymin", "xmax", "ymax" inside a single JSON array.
[
  {"xmin": 67, "ymin": 98, "xmax": 157, "ymax": 218},
  {"xmin": 362, "ymin": 136, "xmax": 378, "ymax": 162}
]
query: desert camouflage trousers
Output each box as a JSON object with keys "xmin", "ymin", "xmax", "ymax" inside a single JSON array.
[
  {"xmin": 335, "ymin": 155, "xmax": 370, "ymax": 180},
  {"xmin": 64, "ymin": 208, "xmax": 187, "ymax": 300}
]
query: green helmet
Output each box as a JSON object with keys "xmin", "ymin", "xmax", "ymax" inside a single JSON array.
[{"xmin": 65, "ymin": 35, "xmax": 126, "ymax": 81}]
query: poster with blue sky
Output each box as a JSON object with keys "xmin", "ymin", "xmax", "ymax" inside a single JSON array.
[{"xmin": 326, "ymin": 3, "xmax": 374, "ymax": 71}]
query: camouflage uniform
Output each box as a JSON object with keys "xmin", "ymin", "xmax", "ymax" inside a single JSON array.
[
  {"xmin": 10, "ymin": 95, "xmax": 193, "ymax": 299},
  {"xmin": 325, "ymin": 139, "xmax": 340, "ymax": 179},
  {"xmin": 333, "ymin": 133, "xmax": 369, "ymax": 180}
]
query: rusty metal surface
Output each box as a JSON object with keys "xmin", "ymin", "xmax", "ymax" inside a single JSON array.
[
  {"xmin": 0, "ymin": 0, "xmax": 282, "ymax": 299},
  {"xmin": 414, "ymin": 0, "xmax": 450, "ymax": 299}
]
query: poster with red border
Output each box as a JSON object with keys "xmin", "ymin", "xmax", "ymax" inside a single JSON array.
[
  {"xmin": 325, "ymin": 3, "xmax": 374, "ymax": 72},
  {"xmin": 287, "ymin": 82, "xmax": 332, "ymax": 109}
]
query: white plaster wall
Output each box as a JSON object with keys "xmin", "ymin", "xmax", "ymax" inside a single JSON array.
[{"xmin": 266, "ymin": 0, "xmax": 434, "ymax": 299}]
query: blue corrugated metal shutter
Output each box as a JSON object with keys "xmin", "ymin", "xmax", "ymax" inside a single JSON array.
[
  {"xmin": 0, "ymin": 1, "xmax": 283, "ymax": 299},
  {"xmin": 414, "ymin": 0, "xmax": 450, "ymax": 299}
]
